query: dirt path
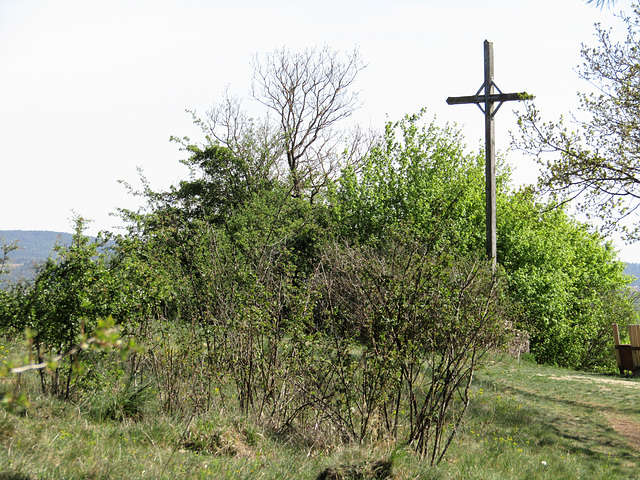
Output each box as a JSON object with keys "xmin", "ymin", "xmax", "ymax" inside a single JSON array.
[
  {"xmin": 535, "ymin": 373, "xmax": 640, "ymax": 452},
  {"xmin": 537, "ymin": 373, "xmax": 640, "ymax": 389},
  {"xmin": 606, "ymin": 413, "xmax": 640, "ymax": 452}
]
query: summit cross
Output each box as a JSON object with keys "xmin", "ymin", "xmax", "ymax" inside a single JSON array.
[{"xmin": 446, "ymin": 40, "xmax": 533, "ymax": 271}]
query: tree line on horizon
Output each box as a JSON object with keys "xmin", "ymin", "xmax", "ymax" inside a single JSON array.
[{"xmin": 3, "ymin": 230, "xmax": 640, "ymax": 288}]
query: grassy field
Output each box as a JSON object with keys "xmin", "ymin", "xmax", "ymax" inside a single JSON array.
[{"xmin": 1, "ymin": 348, "xmax": 640, "ymax": 479}]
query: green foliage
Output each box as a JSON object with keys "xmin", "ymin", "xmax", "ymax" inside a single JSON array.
[
  {"xmin": 0, "ymin": 218, "xmax": 141, "ymax": 398},
  {"xmin": 332, "ymin": 109, "xmax": 635, "ymax": 371},
  {"xmin": 332, "ymin": 109, "xmax": 491, "ymax": 251},
  {"xmin": 498, "ymin": 190, "xmax": 636, "ymax": 369},
  {"xmin": 168, "ymin": 142, "xmax": 277, "ymax": 224}
]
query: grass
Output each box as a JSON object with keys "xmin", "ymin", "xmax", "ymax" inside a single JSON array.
[
  {"xmin": 432, "ymin": 354, "xmax": 640, "ymax": 479},
  {"xmin": 1, "ymin": 345, "xmax": 640, "ymax": 479}
]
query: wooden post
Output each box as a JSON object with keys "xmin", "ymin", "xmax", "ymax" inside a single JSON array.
[
  {"xmin": 612, "ymin": 323, "xmax": 621, "ymax": 346},
  {"xmin": 629, "ymin": 324, "xmax": 640, "ymax": 377},
  {"xmin": 612, "ymin": 323, "xmax": 621, "ymax": 371},
  {"xmin": 446, "ymin": 40, "xmax": 533, "ymax": 271},
  {"xmin": 484, "ymin": 41, "xmax": 497, "ymax": 269}
]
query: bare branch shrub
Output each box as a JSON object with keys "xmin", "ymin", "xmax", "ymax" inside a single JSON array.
[{"xmin": 312, "ymin": 232, "xmax": 514, "ymax": 463}]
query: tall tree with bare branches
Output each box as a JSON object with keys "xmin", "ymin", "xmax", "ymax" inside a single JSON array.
[
  {"xmin": 251, "ymin": 45, "xmax": 366, "ymax": 199},
  {"xmin": 585, "ymin": 0, "xmax": 616, "ymax": 8},
  {"xmin": 516, "ymin": 5, "xmax": 640, "ymax": 240}
]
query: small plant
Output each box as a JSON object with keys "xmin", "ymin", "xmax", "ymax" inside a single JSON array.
[
  {"xmin": 88, "ymin": 374, "xmax": 152, "ymax": 422},
  {"xmin": 315, "ymin": 459, "xmax": 393, "ymax": 480}
]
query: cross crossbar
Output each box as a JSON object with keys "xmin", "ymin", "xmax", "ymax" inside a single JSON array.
[
  {"xmin": 446, "ymin": 40, "xmax": 532, "ymax": 271},
  {"xmin": 446, "ymin": 92, "xmax": 529, "ymax": 105}
]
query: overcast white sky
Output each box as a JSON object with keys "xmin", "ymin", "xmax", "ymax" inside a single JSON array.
[{"xmin": 1, "ymin": 0, "xmax": 638, "ymax": 260}]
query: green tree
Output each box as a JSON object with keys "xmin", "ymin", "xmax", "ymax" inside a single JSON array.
[
  {"xmin": 517, "ymin": 5, "xmax": 640, "ymax": 240},
  {"xmin": 168, "ymin": 144, "xmax": 276, "ymax": 225},
  {"xmin": 335, "ymin": 110, "xmax": 635, "ymax": 370},
  {"xmin": 0, "ymin": 218, "xmax": 134, "ymax": 398},
  {"xmin": 498, "ymin": 190, "xmax": 635, "ymax": 369},
  {"xmin": 332, "ymin": 109, "xmax": 501, "ymax": 251}
]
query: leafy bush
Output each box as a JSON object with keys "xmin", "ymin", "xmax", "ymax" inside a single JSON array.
[
  {"xmin": 0, "ymin": 218, "xmax": 138, "ymax": 398},
  {"xmin": 333, "ymin": 110, "xmax": 636, "ymax": 371},
  {"xmin": 332, "ymin": 109, "xmax": 493, "ymax": 252},
  {"xmin": 498, "ymin": 190, "xmax": 637, "ymax": 370}
]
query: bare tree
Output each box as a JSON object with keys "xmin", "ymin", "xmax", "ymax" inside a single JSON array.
[
  {"xmin": 191, "ymin": 88, "xmax": 285, "ymax": 182},
  {"xmin": 251, "ymin": 45, "xmax": 366, "ymax": 199},
  {"xmin": 584, "ymin": 0, "xmax": 616, "ymax": 8},
  {"xmin": 516, "ymin": 7, "xmax": 640, "ymax": 240}
]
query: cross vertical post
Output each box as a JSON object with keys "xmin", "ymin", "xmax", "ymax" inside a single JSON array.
[
  {"xmin": 446, "ymin": 40, "xmax": 532, "ymax": 271},
  {"xmin": 484, "ymin": 40, "xmax": 497, "ymax": 271}
]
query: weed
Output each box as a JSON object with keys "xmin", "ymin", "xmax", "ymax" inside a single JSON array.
[{"xmin": 87, "ymin": 374, "xmax": 153, "ymax": 422}]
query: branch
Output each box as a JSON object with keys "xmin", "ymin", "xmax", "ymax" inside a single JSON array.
[{"xmin": 2, "ymin": 318, "xmax": 133, "ymax": 376}]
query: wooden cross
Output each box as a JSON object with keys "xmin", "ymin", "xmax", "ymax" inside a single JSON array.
[{"xmin": 446, "ymin": 40, "xmax": 532, "ymax": 270}]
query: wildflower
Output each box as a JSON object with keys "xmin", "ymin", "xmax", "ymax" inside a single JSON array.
[{"xmin": 541, "ymin": 461, "xmax": 547, "ymax": 466}]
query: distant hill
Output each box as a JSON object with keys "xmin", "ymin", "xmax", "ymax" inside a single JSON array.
[
  {"xmin": 1, "ymin": 230, "xmax": 74, "ymax": 287},
  {"xmin": 624, "ymin": 262, "xmax": 640, "ymax": 287}
]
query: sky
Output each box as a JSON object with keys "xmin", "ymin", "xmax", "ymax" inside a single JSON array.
[{"xmin": 1, "ymin": 0, "xmax": 638, "ymax": 260}]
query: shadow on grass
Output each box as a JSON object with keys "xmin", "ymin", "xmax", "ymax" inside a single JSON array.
[
  {"xmin": 470, "ymin": 375, "xmax": 640, "ymax": 463},
  {"xmin": 0, "ymin": 473, "xmax": 34, "ymax": 480}
]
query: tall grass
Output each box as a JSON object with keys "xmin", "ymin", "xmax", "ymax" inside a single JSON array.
[{"xmin": 2, "ymin": 334, "xmax": 639, "ymax": 480}]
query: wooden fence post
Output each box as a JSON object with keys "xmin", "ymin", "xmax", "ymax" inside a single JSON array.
[
  {"xmin": 629, "ymin": 324, "xmax": 640, "ymax": 377},
  {"xmin": 612, "ymin": 323, "xmax": 621, "ymax": 370}
]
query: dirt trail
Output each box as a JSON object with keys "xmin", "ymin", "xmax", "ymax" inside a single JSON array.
[
  {"xmin": 536, "ymin": 373, "xmax": 640, "ymax": 451},
  {"xmin": 537, "ymin": 373, "xmax": 640, "ymax": 389},
  {"xmin": 606, "ymin": 414, "xmax": 640, "ymax": 452}
]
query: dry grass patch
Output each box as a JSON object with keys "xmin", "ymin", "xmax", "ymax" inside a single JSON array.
[{"xmin": 606, "ymin": 413, "xmax": 640, "ymax": 452}]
